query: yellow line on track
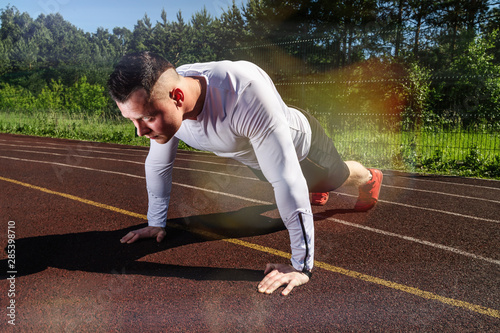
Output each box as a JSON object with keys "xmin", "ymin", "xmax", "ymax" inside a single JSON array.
[
  {"xmin": 0, "ymin": 176, "xmax": 147, "ymax": 220},
  {"xmin": 1, "ymin": 175, "xmax": 499, "ymax": 319}
]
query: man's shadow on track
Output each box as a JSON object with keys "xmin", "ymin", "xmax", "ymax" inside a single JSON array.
[{"xmin": 1, "ymin": 205, "xmax": 283, "ymax": 282}]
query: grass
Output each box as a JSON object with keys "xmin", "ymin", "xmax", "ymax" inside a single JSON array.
[
  {"xmin": 0, "ymin": 110, "xmax": 197, "ymax": 149},
  {"xmin": 0, "ymin": 111, "xmax": 147, "ymax": 145},
  {"xmin": 1, "ymin": 110, "xmax": 499, "ymax": 179},
  {"xmin": 330, "ymin": 125, "xmax": 500, "ymax": 179}
]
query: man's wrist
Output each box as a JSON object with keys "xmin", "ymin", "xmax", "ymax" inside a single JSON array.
[{"xmin": 301, "ymin": 268, "xmax": 312, "ymax": 279}]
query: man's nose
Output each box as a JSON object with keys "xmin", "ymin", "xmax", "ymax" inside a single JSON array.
[{"xmin": 134, "ymin": 121, "xmax": 150, "ymax": 137}]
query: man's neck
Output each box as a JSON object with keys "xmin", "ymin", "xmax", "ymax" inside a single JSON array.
[{"xmin": 184, "ymin": 76, "xmax": 206, "ymax": 120}]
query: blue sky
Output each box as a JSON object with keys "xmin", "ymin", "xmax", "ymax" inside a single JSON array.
[{"xmin": 8, "ymin": 0, "xmax": 243, "ymax": 33}]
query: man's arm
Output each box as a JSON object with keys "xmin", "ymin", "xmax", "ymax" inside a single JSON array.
[
  {"xmin": 145, "ymin": 137, "xmax": 179, "ymax": 228},
  {"xmin": 121, "ymin": 137, "xmax": 179, "ymax": 243},
  {"xmin": 234, "ymin": 80, "xmax": 315, "ymax": 294}
]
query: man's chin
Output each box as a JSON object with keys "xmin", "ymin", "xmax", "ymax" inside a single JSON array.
[{"xmin": 150, "ymin": 136, "xmax": 169, "ymax": 144}]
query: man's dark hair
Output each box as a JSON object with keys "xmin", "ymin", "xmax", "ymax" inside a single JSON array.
[{"xmin": 108, "ymin": 51, "xmax": 175, "ymax": 103}]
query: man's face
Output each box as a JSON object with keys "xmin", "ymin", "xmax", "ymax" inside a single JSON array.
[{"xmin": 116, "ymin": 88, "xmax": 183, "ymax": 144}]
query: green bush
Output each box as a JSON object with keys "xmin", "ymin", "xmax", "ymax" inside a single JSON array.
[
  {"xmin": 65, "ymin": 76, "xmax": 109, "ymax": 116},
  {"xmin": 0, "ymin": 82, "xmax": 35, "ymax": 110},
  {"xmin": 0, "ymin": 76, "xmax": 110, "ymax": 116}
]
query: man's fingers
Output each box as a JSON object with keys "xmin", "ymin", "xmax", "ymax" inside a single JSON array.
[
  {"xmin": 120, "ymin": 232, "xmax": 136, "ymax": 244},
  {"xmin": 258, "ymin": 271, "xmax": 286, "ymax": 294},
  {"xmin": 156, "ymin": 230, "xmax": 166, "ymax": 243},
  {"xmin": 120, "ymin": 230, "xmax": 143, "ymax": 244},
  {"xmin": 120, "ymin": 227, "xmax": 166, "ymax": 244},
  {"xmin": 258, "ymin": 278, "xmax": 280, "ymax": 294},
  {"xmin": 124, "ymin": 232, "xmax": 140, "ymax": 244},
  {"xmin": 130, "ymin": 232, "xmax": 141, "ymax": 243},
  {"xmin": 281, "ymin": 279, "xmax": 298, "ymax": 296},
  {"xmin": 258, "ymin": 264, "xmax": 310, "ymax": 295},
  {"xmin": 258, "ymin": 266, "xmax": 278, "ymax": 290}
]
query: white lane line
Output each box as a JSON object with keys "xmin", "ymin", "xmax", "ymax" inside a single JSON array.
[
  {"xmin": 0, "ymin": 138, "xmax": 220, "ymax": 159},
  {"xmin": 5, "ymin": 148, "xmax": 145, "ymax": 164},
  {"xmin": 1, "ymin": 149, "xmax": 259, "ymax": 181},
  {"xmin": 0, "ymin": 142, "xmax": 146, "ymax": 157},
  {"xmin": 2, "ymin": 143, "xmax": 499, "ymax": 201},
  {"xmin": 0, "ymin": 155, "xmax": 262, "ymax": 197},
  {"xmin": 379, "ymin": 200, "xmax": 500, "ymax": 224},
  {"xmin": 0, "ymin": 155, "xmax": 145, "ymax": 179},
  {"xmin": 317, "ymin": 214, "xmax": 500, "ymax": 266},
  {"xmin": 383, "ymin": 184, "xmax": 500, "ymax": 204},
  {"xmin": 172, "ymin": 182, "xmax": 270, "ymax": 205},
  {"xmin": 337, "ymin": 192, "xmax": 500, "ymax": 224},
  {"xmin": 3, "ymin": 140, "xmax": 498, "ymax": 188},
  {"xmin": 0, "ymin": 142, "xmax": 248, "ymax": 168},
  {"xmin": 1, "ymin": 155, "xmax": 499, "ymax": 266},
  {"xmin": 1, "ymin": 153, "xmax": 498, "ymax": 223},
  {"xmin": 14, "ymin": 144, "xmax": 492, "ymax": 201},
  {"xmin": 0, "ymin": 138, "xmax": 222, "ymax": 162},
  {"xmin": 2, "ymin": 138, "xmax": 500, "ymax": 187},
  {"xmin": 398, "ymin": 176, "xmax": 500, "ymax": 191}
]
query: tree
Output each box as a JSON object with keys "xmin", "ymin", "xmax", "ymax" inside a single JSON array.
[
  {"xmin": 111, "ymin": 27, "xmax": 132, "ymax": 57},
  {"xmin": 218, "ymin": 0, "xmax": 247, "ymax": 57},
  {"xmin": 482, "ymin": 6, "xmax": 500, "ymax": 63},
  {"xmin": 0, "ymin": 40, "xmax": 11, "ymax": 75},
  {"xmin": 0, "ymin": 6, "xmax": 23, "ymax": 47},
  {"xmin": 431, "ymin": 0, "xmax": 490, "ymax": 62},
  {"xmin": 243, "ymin": 0, "xmax": 274, "ymax": 43},
  {"xmin": 30, "ymin": 22, "xmax": 53, "ymax": 67},
  {"xmin": 407, "ymin": 0, "xmax": 436, "ymax": 57},
  {"xmin": 169, "ymin": 11, "xmax": 192, "ymax": 65},
  {"xmin": 129, "ymin": 14, "xmax": 154, "ymax": 52},
  {"xmin": 91, "ymin": 27, "xmax": 119, "ymax": 64},
  {"xmin": 189, "ymin": 7, "xmax": 218, "ymax": 62},
  {"xmin": 449, "ymin": 31, "xmax": 500, "ymax": 122},
  {"xmin": 11, "ymin": 38, "xmax": 39, "ymax": 70},
  {"xmin": 149, "ymin": 8, "xmax": 171, "ymax": 58}
]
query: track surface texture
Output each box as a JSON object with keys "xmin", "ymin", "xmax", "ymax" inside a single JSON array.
[{"xmin": 1, "ymin": 133, "xmax": 499, "ymax": 332}]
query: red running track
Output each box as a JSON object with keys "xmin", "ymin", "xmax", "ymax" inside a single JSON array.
[{"xmin": 1, "ymin": 133, "xmax": 499, "ymax": 331}]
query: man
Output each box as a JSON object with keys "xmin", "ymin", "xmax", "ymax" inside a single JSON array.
[{"xmin": 108, "ymin": 51, "xmax": 383, "ymax": 296}]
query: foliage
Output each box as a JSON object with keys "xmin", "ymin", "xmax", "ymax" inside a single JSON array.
[
  {"xmin": 0, "ymin": 1, "xmax": 499, "ymax": 178},
  {"xmin": 0, "ymin": 82, "xmax": 35, "ymax": 110},
  {"xmin": 444, "ymin": 31, "xmax": 500, "ymax": 123},
  {"xmin": 421, "ymin": 148, "xmax": 500, "ymax": 179},
  {"xmin": 400, "ymin": 61, "xmax": 433, "ymax": 130},
  {"xmin": 0, "ymin": 76, "xmax": 109, "ymax": 116}
]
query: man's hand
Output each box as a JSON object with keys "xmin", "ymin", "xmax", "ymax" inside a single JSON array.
[
  {"xmin": 258, "ymin": 263, "xmax": 310, "ymax": 296},
  {"xmin": 120, "ymin": 226, "xmax": 166, "ymax": 244}
]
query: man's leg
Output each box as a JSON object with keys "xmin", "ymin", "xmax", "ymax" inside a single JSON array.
[
  {"xmin": 311, "ymin": 160, "xmax": 383, "ymax": 210},
  {"xmin": 340, "ymin": 161, "xmax": 383, "ymax": 211},
  {"xmin": 291, "ymin": 106, "xmax": 382, "ymax": 209},
  {"xmin": 341, "ymin": 161, "xmax": 371, "ymax": 187}
]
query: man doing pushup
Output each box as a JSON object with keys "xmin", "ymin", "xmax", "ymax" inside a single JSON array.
[{"xmin": 108, "ymin": 51, "xmax": 383, "ymax": 295}]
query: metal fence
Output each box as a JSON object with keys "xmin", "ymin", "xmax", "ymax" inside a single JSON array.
[{"xmin": 312, "ymin": 112, "xmax": 500, "ymax": 170}]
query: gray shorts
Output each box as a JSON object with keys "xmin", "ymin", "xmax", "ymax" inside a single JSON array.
[{"xmin": 250, "ymin": 107, "xmax": 350, "ymax": 192}]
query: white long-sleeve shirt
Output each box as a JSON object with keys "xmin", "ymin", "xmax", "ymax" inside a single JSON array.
[{"xmin": 145, "ymin": 60, "xmax": 314, "ymax": 271}]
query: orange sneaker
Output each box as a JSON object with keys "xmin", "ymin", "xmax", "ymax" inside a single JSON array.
[
  {"xmin": 354, "ymin": 169, "xmax": 383, "ymax": 211},
  {"xmin": 311, "ymin": 192, "xmax": 329, "ymax": 206}
]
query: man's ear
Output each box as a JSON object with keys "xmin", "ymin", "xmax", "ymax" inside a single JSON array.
[{"xmin": 170, "ymin": 88, "xmax": 184, "ymax": 104}]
